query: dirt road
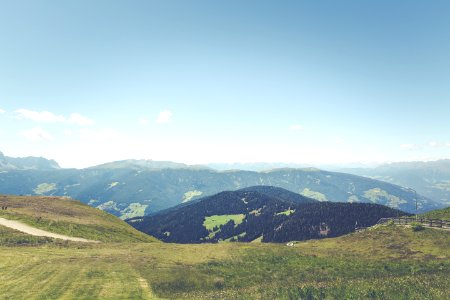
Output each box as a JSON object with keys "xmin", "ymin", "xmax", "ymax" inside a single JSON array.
[{"xmin": 0, "ymin": 217, "xmax": 99, "ymax": 243}]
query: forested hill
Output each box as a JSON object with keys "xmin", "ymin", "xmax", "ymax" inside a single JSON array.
[
  {"xmin": 128, "ymin": 187, "xmax": 409, "ymax": 243},
  {"xmin": 159, "ymin": 185, "xmax": 318, "ymax": 214}
]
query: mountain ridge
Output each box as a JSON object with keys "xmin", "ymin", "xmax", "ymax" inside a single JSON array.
[
  {"xmin": 0, "ymin": 151, "xmax": 60, "ymax": 171},
  {"xmin": 342, "ymin": 159, "xmax": 450, "ymax": 206},
  {"xmin": 0, "ymin": 152, "xmax": 444, "ymax": 216}
]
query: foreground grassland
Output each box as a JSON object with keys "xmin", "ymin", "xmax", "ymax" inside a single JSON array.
[
  {"xmin": 0, "ymin": 195, "xmax": 157, "ymax": 243},
  {"xmin": 1, "ymin": 224, "xmax": 449, "ymax": 299}
]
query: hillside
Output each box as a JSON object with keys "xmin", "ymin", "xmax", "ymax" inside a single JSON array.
[
  {"xmin": 0, "ymin": 195, "xmax": 158, "ymax": 243},
  {"xmin": 0, "ymin": 151, "xmax": 60, "ymax": 170},
  {"xmin": 129, "ymin": 188, "xmax": 409, "ymax": 243},
  {"xmin": 343, "ymin": 159, "xmax": 450, "ymax": 207},
  {"xmin": 420, "ymin": 206, "xmax": 450, "ymax": 219},
  {"xmin": 0, "ymin": 166, "xmax": 439, "ymax": 219},
  {"xmin": 1, "ymin": 221, "xmax": 448, "ymax": 299}
]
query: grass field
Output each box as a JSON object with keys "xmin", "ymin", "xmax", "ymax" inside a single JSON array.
[
  {"xmin": 0, "ymin": 195, "xmax": 157, "ymax": 243},
  {"xmin": 1, "ymin": 224, "xmax": 448, "ymax": 299},
  {"xmin": 0, "ymin": 195, "xmax": 448, "ymax": 299}
]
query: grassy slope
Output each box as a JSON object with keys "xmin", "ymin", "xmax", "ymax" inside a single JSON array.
[
  {"xmin": 203, "ymin": 214, "xmax": 245, "ymax": 231},
  {"xmin": 420, "ymin": 206, "xmax": 450, "ymax": 219},
  {"xmin": 0, "ymin": 224, "xmax": 448, "ymax": 299},
  {"xmin": 0, "ymin": 195, "xmax": 157, "ymax": 243}
]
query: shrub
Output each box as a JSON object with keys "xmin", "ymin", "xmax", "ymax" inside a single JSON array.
[
  {"xmin": 386, "ymin": 220, "xmax": 395, "ymax": 227},
  {"xmin": 410, "ymin": 222, "xmax": 425, "ymax": 232}
]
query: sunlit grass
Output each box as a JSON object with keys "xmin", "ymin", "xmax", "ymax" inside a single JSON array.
[
  {"xmin": 2, "ymin": 224, "xmax": 447, "ymax": 299},
  {"xmin": 0, "ymin": 195, "xmax": 157, "ymax": 243}
]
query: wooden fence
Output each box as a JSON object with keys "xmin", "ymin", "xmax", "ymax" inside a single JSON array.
[{"xmin": 377, "ymin": 217, "xmax": 450, "ymax": 229}]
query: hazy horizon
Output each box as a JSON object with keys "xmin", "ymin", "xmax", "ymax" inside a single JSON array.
[
  {"xmin": 2, "ymin": 148, "xmax": 449, "ymax": 171},
  {"xmin": 1, "ymin": 1, "xmax": 449, "ymax": 168}
]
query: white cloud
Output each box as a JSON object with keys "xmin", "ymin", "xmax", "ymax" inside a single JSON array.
[
  {"xmin": 400, "ymin": 143, "xmax": 418, "ymax": 150},
  {"xmin": 156, "ymin": 110, "xmax": 172, "ymax": 124},
  {"xmin": 15, "ymin": 109, "xmax": 65, "ymax": 123},
  {"xmin": 67, "ymin": 113, "xmax": 94, "ymax": 126},
  {"xmin": 20, "ymin": 127, "xmax": 53, "ymax": 141},
  {"xmin": 288, "ymin": 124, "xmax": 303, "ymax": 131},
  {"xmin": 428, "ymin": 141, "xmax": 446, "ymax": 148},
  {"xmin": 14, "ymin": 109, "xmax": 93, "ymax": 126},
  {"xmin": 139, "ymin": 118, "xmax": 150, "ymax": 125},
  {"xmin": 0, "ymin": 108, "xmax": 5, "ymax": 114}
]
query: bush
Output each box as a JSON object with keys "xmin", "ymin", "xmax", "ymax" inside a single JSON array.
[
  {"xmin": 386, "ymin": 220, "xmax": 395, "ymax": 227},
  {"xmin": 410, "ymin": 222, "xmax": 425, "ymax": 232}
]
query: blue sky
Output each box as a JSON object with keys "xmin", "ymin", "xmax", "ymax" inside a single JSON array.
[{"xmin": 1, "ymin": 1, "xmax": 450, "ymax": 168}]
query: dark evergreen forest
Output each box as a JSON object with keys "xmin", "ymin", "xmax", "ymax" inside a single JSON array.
[{"xmin": 129, "ymin": 187, "xmax": 409, "ymax": 243}]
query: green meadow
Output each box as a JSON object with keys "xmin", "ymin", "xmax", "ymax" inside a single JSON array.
[
  {"xmin": 1, "ymin": 225, "xmax": 449, "ymax": 299},
  {"xmin": 0, "ymin": 195, "xmax": 449, "ymax": 299}
]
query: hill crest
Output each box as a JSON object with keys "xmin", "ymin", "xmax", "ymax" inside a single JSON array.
[{"xmin": 0, "ymin": 194, "xmax": 158, "ymax": 243}]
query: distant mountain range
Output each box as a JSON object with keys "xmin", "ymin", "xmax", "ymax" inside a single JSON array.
[
  {"xmin": 0, "ymin": 153, "xmax": 444, "ymax": 218},
  {"xmin": 342, "ymin": 160, "xmax": 450, "ymax": 207},
  {"xmin": 0, "ymin": 151, "xmax": 60, "ymax": 170},
  {"xmin": 91, "ymin": 159, "xmax": 208, "ymax": 170},
  {"xmin": 128, "ymin": 186, "xmax": 408, "ymax": 243}
]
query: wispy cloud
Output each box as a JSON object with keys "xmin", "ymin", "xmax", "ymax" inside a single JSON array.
[
  {"xmin": 15, "ymin": 109, "xmax": 65, "ymax": 123},
  {"xmin": 0, "ymin": 108, "xmax": 5, "ymax": 114},
  {"xmin": 400, "ymin": 143, "xmax": 420, "ymax": 150},
  {"xmin": 20, "ymin": 127, "xmax": 53, "ymax": 141},
  {"xmin": 156, "ymin": 110, "xmax": 172, "ymax": 124},
  {"xmin": 67, "ymin": 113, "xmax": 94, "ymax": 126},
  {"xmin": 428, "ymin": 141, "xmax": 447, "ymax": 148},
  {"xmin": 14, "ymin": 109, "xmax": 93, "ymax": 126},
  {"xmin": 139, "ymin": 118, "xmax": 150, "ymax": 125},
  {"xmin": 401, "ymin": 141, "xmax": 448, "ymax": 151},
  {"xmin": 288, "ymin": 124, "xmax": 303, "ymax": 131}
]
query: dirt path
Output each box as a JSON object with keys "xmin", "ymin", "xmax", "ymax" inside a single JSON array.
[
  {"xmin": 138, "ymin": 277, "xmax": 159, "ymax": 299},
  {"xmin": 0, "ymin": 217, "xmax": 99, "ymax": 243}
]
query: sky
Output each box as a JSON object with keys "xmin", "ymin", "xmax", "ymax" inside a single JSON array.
[{"xmin": 1, "ymin": 0, "xmax": 450, "ymax": 168}]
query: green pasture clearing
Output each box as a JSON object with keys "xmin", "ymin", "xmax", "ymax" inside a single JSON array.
[
  {"xmin": 276, "ymin": 208, "xmax": 295, "ymax": 216},
  {"xmin": 203, "ymin": 214, "xmax": 245, "ymax": 231}
]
